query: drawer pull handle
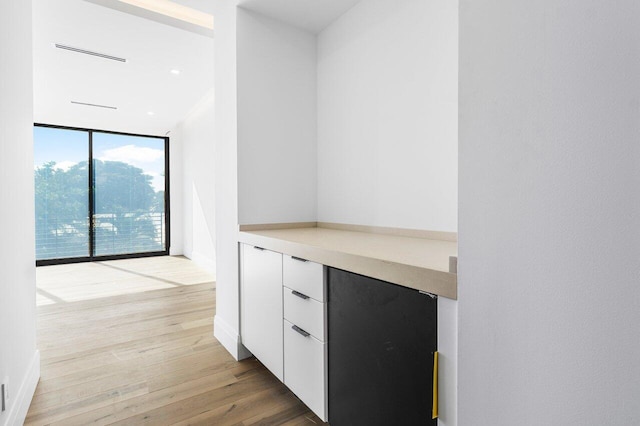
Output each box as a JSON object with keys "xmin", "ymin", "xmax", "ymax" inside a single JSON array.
[
  {"xmin": 253, "ymin": 246, "xmax": 265, "ymax": 251},
  {"xmin": 291, "ymin": 256, "xmax": 308, "ymax": 262},
  {"xmin": 292, "ymin": 325, "xmax": 310, "ymax": 337},
  {"xmin": 291, "ymin": 290, "xmax": 310, "ymax": 300}
]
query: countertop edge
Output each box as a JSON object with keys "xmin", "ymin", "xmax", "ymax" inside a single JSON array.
[{"xmin": 238, "ymin": 230, "xmax": 458, "ymax": 300}]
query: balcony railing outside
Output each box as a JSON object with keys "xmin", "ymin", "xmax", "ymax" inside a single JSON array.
[{"xmin": 36, "ymin": 212, "xmax": 166, "ymax": 260}]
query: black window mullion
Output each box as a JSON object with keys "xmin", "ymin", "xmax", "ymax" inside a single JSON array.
[{"xmin": 88, "ymin": 130, "xmax": 95, "ymax": 259}]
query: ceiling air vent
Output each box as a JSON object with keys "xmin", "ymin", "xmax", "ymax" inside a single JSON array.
[
  {"xmin": 54, "ymin": 43, "xmax": 127, "ymax": 63},
  {"xmin": 71, "ymin": 101, "xmax": 118, "ymax": 110}
]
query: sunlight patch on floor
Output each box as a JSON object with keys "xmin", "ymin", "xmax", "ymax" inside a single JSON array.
[{"xmin": 35, "ymin": 256, "xmax": 214, "ymax": 305}]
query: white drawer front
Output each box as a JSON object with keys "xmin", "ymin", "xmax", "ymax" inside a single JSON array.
[
  {"xmin": 284, "ymin": 319, "xmax": 327, "ymax": 422},
  {"xmin": 283, "ymin": 286, "xmax": 325, "ymax": 341},
  {"xmin": 283, "ymin": 255, "xmax": 324, "ymax": 302}
]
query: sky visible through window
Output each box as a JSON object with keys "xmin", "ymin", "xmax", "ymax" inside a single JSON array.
[{"xmin": 34, "ymin": 126, "xmax": 165, "ymax": 191}]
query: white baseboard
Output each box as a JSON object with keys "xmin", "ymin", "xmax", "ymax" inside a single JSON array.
[
  {"xmin": 213, "ymin": 316, "xmax": 252, "ymax": 361},
  {"xmin": 3, "ymin": 350, "xmax": 39, "ymax": 426}
]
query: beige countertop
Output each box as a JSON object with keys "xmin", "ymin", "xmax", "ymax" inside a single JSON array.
[{"xmin": 238, "ymin": 226, "xmax": 458, "ymax": 299}]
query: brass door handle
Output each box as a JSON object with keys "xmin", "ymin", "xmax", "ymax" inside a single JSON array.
[{"xmin": 432, "ymin": 351, "xmax": 439, "ymax": 419}]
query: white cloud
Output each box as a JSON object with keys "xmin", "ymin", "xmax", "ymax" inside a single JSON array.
[
  {"xmin": 100, "ymin": 145, "xmax": 164, "ymax": 164},
  {"xmin": 152, "ymin": 175, "xmax": 165, "ymax": 192},
  {"xmin": 144, "ymin": 171, "xmax": 165, "ymax": 192},
  {"xmin": 96, "ymin": 145, "xmax": 165, "ymax": 192},
  {"xmin": 54, "ymin": 161, "xmax": 77, "ymax": 171},
  {"xmin": 34, "ymin": 161, "xmax": 79, "ymax": 171}
]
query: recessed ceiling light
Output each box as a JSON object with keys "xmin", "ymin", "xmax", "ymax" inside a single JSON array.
[
  {"xmin": 117, "ymin": 0, "xmax": 214, "ymax": 30},
  {"xmin": 170, "ymin": 69, "xmax": 181, "ymax": 75},
  {"xmin": 147, "ymin": 111, "xmax": 155, "ymax": 116}
]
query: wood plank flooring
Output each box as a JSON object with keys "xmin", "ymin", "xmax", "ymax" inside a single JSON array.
[{"xmin": 26, "ymin": 256, "xmax": 326, "ymax": 425}]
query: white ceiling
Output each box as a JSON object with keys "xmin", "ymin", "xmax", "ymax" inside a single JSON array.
[
  {"xmin": 33, "ymin": 0, "xmax": 215, "ymax": 137},
  {"xmin": 174, "ymin": 0, "xmax": 215, "ymax": 15},
  {"xmin": 238, "ymin": 0, "xmax": 362, "ymax": 34}
]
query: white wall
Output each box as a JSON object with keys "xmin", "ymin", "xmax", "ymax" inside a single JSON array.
[
  {"xmin": 211, "ymin": 0, "xmax": 248, "ymax": 360},
  {"xmin": 175, "ymin": 90, "xmax": 216, "ymax": 273},
  {"xmin": 317, "ymin": 0, "xmax": 458, "ymax": 232},
  {"xmin": 212, "ymin": 4, "xmax": 318, "ymax": 359},
  {"xmin": 169, "ymin": 127, "xmax": 184, "ymax": 256},
  {"xmin": 0, "ymin": 2, "xmax": 40, "ymax": 425},
  {"xmin": 237, "ymin": 8, "xmax": 318, "ymax": 225},
  {"xmin": 458, "ymin": 1, "xmax": 640, "ymax": 424}
]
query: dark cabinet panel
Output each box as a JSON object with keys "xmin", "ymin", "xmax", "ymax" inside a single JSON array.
[{"xmin": 328, "ymin": 268, "xmax": 437, "ymax": 426}]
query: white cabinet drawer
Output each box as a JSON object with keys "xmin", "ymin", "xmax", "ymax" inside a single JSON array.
[
  {"xmin": 284, "ymin": 319, "xmax": 327, "ymax": 422},
  {"xmin": 240, "ymin": 244, "xmax": 283, "ymax": 381},
  {"xmin": 283, "ymin": 255, "xmax": 324, "ymax": 302},
  {"xmin": 283, "ymin": 286, "xmax": 325, "ymax": 341}
]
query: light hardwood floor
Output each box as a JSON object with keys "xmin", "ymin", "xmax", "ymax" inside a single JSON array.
[{"xmin": 26, "ymin": 256, "xmax": 326, "ymax": 425}]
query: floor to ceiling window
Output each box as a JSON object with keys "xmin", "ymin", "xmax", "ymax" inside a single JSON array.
[{"xmin": 34, "ymin": 124, "xmax": 170, "ymax": 264}]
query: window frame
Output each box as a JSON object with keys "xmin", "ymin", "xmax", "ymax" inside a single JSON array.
[{"xmin": 34, "ymin": 123, "xmax": 171, "ymax": 266}]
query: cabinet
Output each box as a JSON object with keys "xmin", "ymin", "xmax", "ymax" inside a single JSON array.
[
  {"xmin": 328, "ymin": 267, "xmax": 438, "ymax": 426},
  {"xmin": 283, "ymin": 254, "xmax": 325, "ymax": 301},
  {"xmin": 283, "ymin": 255, "xmax": 327, "ymax": 421},
  {"xmin": 240, "ymin": 244, "xmax": 283, "ymax": 381},
  {"xmin": 240, "ymin": 246, "xmax": 327, "ymax": 421}
]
